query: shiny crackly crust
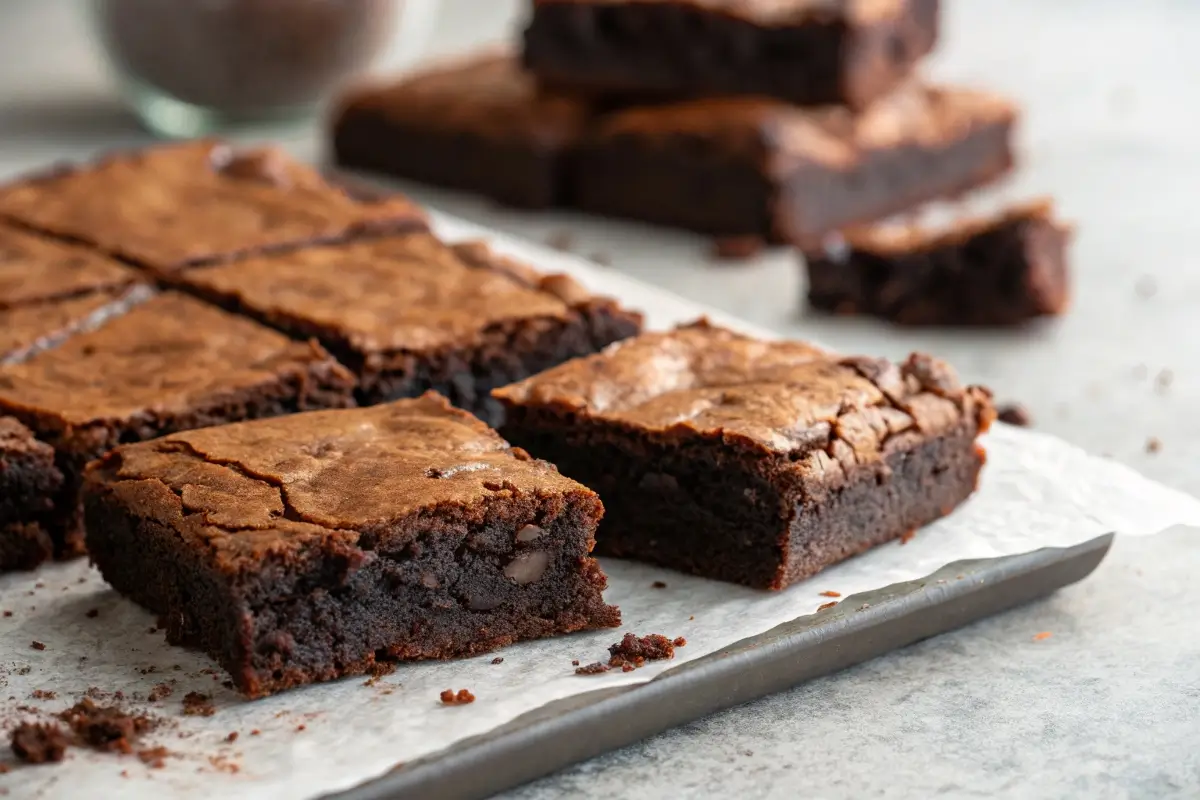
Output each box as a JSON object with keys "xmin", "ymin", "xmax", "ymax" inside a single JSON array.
[
  {"xmin": 0, "ymin": 221, "xmax": 139, "ymax": 310},
  {"xmin": 84, "ymin": 394, "xmax": 596, "ymax": 570},
  {"xmin": 0, "ymin": 141, "xmax": 428, "ymax": 273},
  {"xmin": 493, "ymin": 320, "xmax": 994, "ymax": 459}
]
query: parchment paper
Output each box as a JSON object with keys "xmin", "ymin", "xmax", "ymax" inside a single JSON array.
[{"xmin": 2, "ymin": 213, "xmax": 1198, "ymax": 800}]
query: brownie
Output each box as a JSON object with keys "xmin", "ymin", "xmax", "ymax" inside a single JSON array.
[
  {"xmin": 804, "ymin": 199, "xmax": 1072, "ymax": 326},
  {"xmin": 573, "ymin": 85, "xmax": 1016, "ymax": 244},
  {"xmin": 523, "ymin": 0, "xmax": 940, "ymax": 109},
  {"xmin": 175, "ymin": 233, "xmax": 642, "ymax": 427},
  {"xmin": 332, "ymin": 52, "xmax": 594, "ymax": 208},
  {"xmin": 0, "ymin": 417, "xmax": 62, "ymax": 571},
  {"xmin": 494, "ymin": 320, "xmax": 994, "ymax": 589},
  {"xmin": 83, "ymin": 394, "xmax": 621, "ymax": 697},
  {"xmin": 0, "ymin": 288, "xmax": 148, "ymax": 364},
  {"xmin": 0, "ymin": 221, "xmax": 139, "ymax": 309},
  {"xmin": 0, "ymin": 141, "xmax": 427, "ymax": 274},
  {"xmin": 0, "ymin": 291, "xmax": 356, "ymax": 557}
]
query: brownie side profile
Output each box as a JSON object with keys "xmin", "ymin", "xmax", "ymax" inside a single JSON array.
[
  {"xmin": 0, "ymin": 291, "xmax": 356, "ymax": 557},
  {"xmin": 83, "ymin": 394, "xmax": 620, "ymax": 697},
  {"xmin": 804, "ymin": 199, "xmax": 1073, "ymax": 326},
  {"xmin": 0, "ymin": 222, "xmax": 140, "ymax": 310},
  {"xmin": 573, "ymin": 86, "xmax": 1016, "ymax": 244},
  {"xmin": 0, "ymin": 141, "xmax": 427, "ymax": 274},
  {"xmin": 175, "ymin": 233, "xmax": 642, "ymax": 427},
  {"xmin": 523, "ymin": 0, "xmax": 940, "ymax": 109},
  {"xmin": 332, "ymin": 52, "xmax": 594, "ymax": 208},
  {"xmin": 0, "ymin": 417, "xmax": 62, "ymax": 571},
  {"xmin": 495, "ymin": 321, "xmax": 994, "ymax": 589}
]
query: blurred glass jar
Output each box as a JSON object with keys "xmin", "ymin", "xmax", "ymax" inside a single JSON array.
[{"xmin": 90, "ymin": 0, "xmax": 433, "ymax": 138}]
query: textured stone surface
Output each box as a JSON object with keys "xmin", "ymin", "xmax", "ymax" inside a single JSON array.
[{"xmin": 1, "ymin": 0, "xmax": 1196, "ymax": 795}]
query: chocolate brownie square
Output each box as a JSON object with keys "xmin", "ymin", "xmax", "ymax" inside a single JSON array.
[
  {"xmin": 175, "ymin": 233, "xmax": 642, "ymax": 427},
  {"xmin": 0, "ymin": 222, "xmax": 139, "ymax": 310},
  {"xmin": 573, "ymin": 85, "xmax": 1016, "ymax": 244},
  {"xmin": 805, "ymin": 199, "xmax": 1072, "ymax": 325},
  {"xmin": 0, "ymin": 289, "xmax": 148, "ymax": 365},
  {"xmin": 0, "ymin": 291, "xmax": 356, "ymax": 557},
  {"xmin": 0, "ymin": 141, "xmax": 427, "ymax": 274},
  {"xmin": 494, "ymin": 321, "xmax": 994, "ymax": 589},
  {"xmin": 84, "ymin": 393, "xmax": 620, "ymax": 697},
  {"xmin": 524, "ymin": 0, "xmax": 940, "ymax": 109},
  {"xmin": 332, "ymin": 52, "xmax": 593, "ymax": 208},
  {"xmin": 0, "ymin": 417, "xmax": 62, "ymax": 571}
]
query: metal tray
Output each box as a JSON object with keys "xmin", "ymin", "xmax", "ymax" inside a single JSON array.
[{"xmin": 329, "ymin": 534, "xmax": 1114, "ymax": 800}]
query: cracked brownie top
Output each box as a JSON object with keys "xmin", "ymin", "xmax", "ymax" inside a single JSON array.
[
  {"xmin": 0, "ymin": 291, "xmax": 354, "ymax": 449},
  {"xmin": 0, "ymin": 221, "xmax": 140, "ymax": 310},
  {"xmin": 0, "ymin": 141, "xmax": 427, "ymax": 273},
  {"xmin": 493, "ymin": 320, "xmax": 994, "ymax": 457},
  {"xmin": 84, "ymin": 394, "xmax": 594, "ymax": 564}
]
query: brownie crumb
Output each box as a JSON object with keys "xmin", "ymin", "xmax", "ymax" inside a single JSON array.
[
  {"xmin": 1146, "ymin": 436, "xmax": 1162, "ymax": 454},
  {"xmin": 147, "ymin": 683, "xmax": 174, "ymax": 703},
  {"xmin": 575, "ymin": 662, "xmax": 611, "ymax": 676},
  {"xmin": 30, "ymin": 641, "xmax": 45, "ymax": 651},
  {"xmin": 137, "ymin": 745, "xmax": 170, "ymax": 768},
  {"xmin": 250, "ymin": 729, "xmax": 261, "ymax": 736},
  {"xmin": 57, "ymin": 698, "xmax": 155, "ymax": 754},
  {"xmin": 30, "ymin": 690, "xmax": 56, "ymax": 700},
  {"xmin": 491, "ymin": 657, "xmax": 504, "ymax": 665},
  {"xmin": 997, "ymin": 403, "xmax": 1033, "ymax": 427},
  {"xmin": 818, "ymin": 601, "xmax": 838, "ymax": 611},
  {"xmin": 10, "ymin": 723, "xmax": 69, "ymax": 764},
  {"xmin": 672, "ymin": 637, "xmax": 687, "ymax": 647},
  {"xmin": 296, "ymin": 724, "xmax": 306, "ymax": 732},
  {"xmin": 226, "ymin": 732, "xmax": 238, "ymax": 743},
  {"xmin": 819, "ymin": 590, "xmax": 841, "ymax": 598},
  {"xmin": 182, "ymin": 692, "xmax": 216, "ymax": 717},
  {"xmin": 1033, "ymin": 631, "xmax": 1053, "ymax": 641},
  {"xmin": 439, "ymin": 689, "xmax": 476, "ymax": 706},
  {"xmin": 545, "ymin": 231, "xmax": 575, "ymax": 252},
  {"xmin": 651, "ymin": 581, "xmax": 668, "ymax": 589},
  {"xmin": 607, "ymin": 633, "xmax": 685, "ymax": 670},
  {"xmin": 85, "ymin": 609, "xmax": 100, "ymax": 619},
  {"xmin": 146, "ymin": 627, "xmax": 157, "ymax": 635},
  {"xmin": 711, "ymin": 235, "xmax": 765, "ymax": 261},
  {"xmin": 899, "ymin": 530, "xmax": 916, "ymax": 544},
  {"xmin": 2, "ymin": 611, "xmax": 11, "ymax": 617},
  {"xmin": 368, "ymin": 662, "xmax": 396, "ymax": 678},
  {"xmin": 571, "ymin": 659, "xmax": 580, "ymax": 666}
]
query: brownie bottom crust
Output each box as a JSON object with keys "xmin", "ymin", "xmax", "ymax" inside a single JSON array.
[
  {"xmin": 502, "ymin": 415, "xmax": 984, "ymax": 590},
  {"xmin": 85, "ymin": 484, "xmax": 619, "ymax": 698}
]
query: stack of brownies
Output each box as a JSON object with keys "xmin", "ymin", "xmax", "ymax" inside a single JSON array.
[
  {"xmin": 333, "ymin": 0, "xmax": 1072, "ymax": 327},
  {"xmin": 0, "ymin": 136, "xmax": 994, "ymax": 698}
]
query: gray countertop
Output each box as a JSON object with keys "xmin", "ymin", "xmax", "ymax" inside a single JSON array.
[{"xmin": 1, "ymin": 1, "xmax": 1197, "ymax": 797}]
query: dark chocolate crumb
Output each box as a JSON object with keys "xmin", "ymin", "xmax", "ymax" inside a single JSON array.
[
  {"xmin": 672, "ymin": 637, "xmax": 687, "ymax": 647},
  {"xmin": 711, "ymin": 235, "xmax": 765, "ymax": 261},
  {"xmin": 226, "ymin": 732, "xmax": 238, "ymax": 743},
  {"xmin": 439, "ymin": 689, "xmax": 476, "ymax": 706},
  {"xmin": 296, "ymin": 724, "xmax": 306, "ymax": 732},
  {"xmin": 490, "ymin": 657, "xmax": 504, "ymax": 665},
  {"xmin": 819, "ymin": 590, "xmax": 841, "ymax": 598},
  {"xmin": 182, "ymin": 692, "xmax": 215, "ymax": 717},
  {"xmin": 1146, "ymin": 437, "xmax": 1163, "ymax": 454},
  {"xmin": 818, "ymin": 601, "xmax": 838, "ymax": 611},
  {"xmin": 137, "ymin": 745, "xmax": 170, "ymax": 768},
  {"xmin": 147, "ymin": 683, "xmax": 174, "ymax": 703},
  {"xmin": 571, "ymin": 660, "xmax": 580, "ymax": 666},
  {"xmin": 250, "ymin": 729, "xmax": 261, "ymax": 736},
  {"xmin": 651, "ymin": 581, "xmax": 668, "ymax": 589},
  {"xmin": 10, "ymin": 722, "xmax": 69, "ymax": 764},
  {"xmin": 146, "ymin": 627, "xmax": 157, "ymax": 635},
  {"xmin": 607, "ymin": 633, "xmax": 684, "ymax": 670},
  {"xmin": 574, "ymin": 662, "xmax": 611, "ymax": 675},
  {"xmin": 997, "ymin": 403, "xmax": 1033, "ymax": 427},
  {"xmin": 58, "ymin": 698, "xmax": 156, "ymax": 754},
  {"xmin": 30, "ymin": 641, "xmax": 45, "ymax": 651},
  {"xmin": 2, "ymin": 611, "xmax": 10, "ymax": 617},
  {"xmin": 30, "ymin": 689, "xmax": 56, "ymax": 700},
  {"xmin": 899, "ymin": 530, "xmax": 916, "ymax": 544}
]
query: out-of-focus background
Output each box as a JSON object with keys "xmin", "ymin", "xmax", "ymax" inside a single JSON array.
[{"xmin": 2, "ymin": 2, "xmax": 1198, "ymax": 797}]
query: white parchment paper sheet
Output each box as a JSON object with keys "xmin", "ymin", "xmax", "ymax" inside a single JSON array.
[{"xmin": 2, "ymin": 213, "xmax": 1198, "ymax": 799}]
